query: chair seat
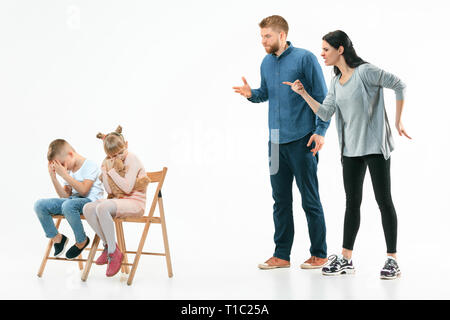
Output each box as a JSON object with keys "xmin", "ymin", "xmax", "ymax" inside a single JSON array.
[
  {"xmin": 115, "ymin": 216, "xmax": 161, "ymax": 223},
  {"xmin": 51, "ymin": 214, "xmax": 161, "ymax": 224},
  {"xmin": 52, "ymin": 214, "xmax": 86, "ymax": 220}
]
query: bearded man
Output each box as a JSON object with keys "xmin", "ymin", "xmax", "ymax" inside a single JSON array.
[{"xmin": 233, "ymin": 15, "xmax": 331, "ymax": 270}]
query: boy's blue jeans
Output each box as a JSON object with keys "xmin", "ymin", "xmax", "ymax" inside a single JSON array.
[
  {"xmin": 269, "ymin": 133, "xmax": 327, "ymax": 261},
  {"xmin": 34, "ymin": 196, "xmax": 91, "ymax": 243}
]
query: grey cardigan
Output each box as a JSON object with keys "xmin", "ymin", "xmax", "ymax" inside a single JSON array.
[{"xmin": 316, "ymin": 63, "xmax": 406, "ymax": 160}]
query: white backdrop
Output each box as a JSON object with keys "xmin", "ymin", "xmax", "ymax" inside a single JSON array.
[{"xmin": 1, "ymin": 0, "xmax": 450, "ymax": 299}]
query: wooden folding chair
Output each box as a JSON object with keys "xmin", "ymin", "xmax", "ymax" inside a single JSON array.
[
  {"xmin": 81, "ymin": 167, "xmax": 173, "ymax": 285},
  {"xmin": 37, "ymin": 215, "xmax": 102, "ymax": 277}
]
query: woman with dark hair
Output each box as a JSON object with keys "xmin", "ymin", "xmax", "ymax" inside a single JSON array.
[{"xmin": 283, "ymin": 30, "xmax": 411, "ymax": 279}]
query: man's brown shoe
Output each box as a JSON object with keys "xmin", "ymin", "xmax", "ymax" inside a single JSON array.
[
  {"xmin": 300, "ymin": 256, "xmax": 328, "ymax": 269},
  {"xmin": 258, "ymin": 256, "xmax": 290, "ymax": 270}
]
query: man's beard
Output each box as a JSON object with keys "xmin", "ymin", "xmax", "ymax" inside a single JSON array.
[{"xmin": 265, "ymin": 41, "xmax": 280, "ymax": 54}]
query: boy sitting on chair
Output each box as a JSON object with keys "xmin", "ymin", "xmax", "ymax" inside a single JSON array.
[{"xmin": 34, "ymin": 139, "xmax": 103, "ymax": 259}]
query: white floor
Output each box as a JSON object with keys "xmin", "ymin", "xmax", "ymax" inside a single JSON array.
[
  {"xmin": 2, "ymin": 251, "xmax": 449, "ymax": 300},
  {"xmin": 2, "ymin": 227, "xmax": 449, "ymax": 300}
]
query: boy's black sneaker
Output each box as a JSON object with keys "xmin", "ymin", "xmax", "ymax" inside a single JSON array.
[
  {"xmin": 53, "ymin": 234, "xmax": 68, "ymax": 257},
  {"xmin": 380, "ymin": 257, "xmax": 401, "ymax": 280},
  {"xmin": 322, "ymin": 254, "xmax": 355, "ymax": 276},
  {"xmin": 65, "ymin": 236, "xmax": 90, "ymax": 260}
]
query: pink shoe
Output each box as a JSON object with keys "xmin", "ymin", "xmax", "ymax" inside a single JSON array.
[
  {"xmin": 106, "ymin": 246, "xmax": 123, "ymax": 277},
  {"xmin": 95, "ymin": 244, "xmax": 109, "ymax": 265},
  {"xmin": 96, "ymin": 243, "xmax": 121, "ymax": 265}
]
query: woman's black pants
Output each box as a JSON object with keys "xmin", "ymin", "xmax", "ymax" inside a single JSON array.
[{"xmin": 342, "ymin": 154, "xmax": 397, "ymax": 253}]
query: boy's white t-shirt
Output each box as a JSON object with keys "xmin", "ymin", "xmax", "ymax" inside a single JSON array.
[{"xmin": 63, "ymin": 159, "xmax": 104, "ymax": 201}]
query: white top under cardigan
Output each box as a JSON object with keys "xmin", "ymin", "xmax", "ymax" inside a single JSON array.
[{"xmin": 316, "ymin": 63, "xmax": 406, "ymax": 160}]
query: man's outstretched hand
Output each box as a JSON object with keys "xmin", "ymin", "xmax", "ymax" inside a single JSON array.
[{"xmin": 233, "ymin": 77, "xmax": 252, "ymax": 98}]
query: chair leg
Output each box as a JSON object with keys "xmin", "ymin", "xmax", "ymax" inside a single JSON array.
[
  {"xmin": 159, "ymin": 197, "xmax": 173, "ymax": 278},
  {"xmin": 81, "ymin": 234, "xmax": 100, "ymax": 281},
  {"xmin": 118, "ymin": 221, "xmax": 130, "ymax": 274},
  {"xmin": 115, "ymin": 221, "xmax": 126, "ymax": 274},
  {"xmin": 37, "ymin": 217, "xmax": 62, "ymax": 277},
  {"xmin": 115, "ymin": 221, "xmax": 129, "ymax": 274},
  {"xmin": 127, "ymin": 221, "xmax": 151, "ymax": 285},
  {"xmin": 78, "ymin": 252, "xmax": 84, "ymax": 270},
  {"xmin": 37, "ymin": 239, "xmax": 54, "ymax": 277}
]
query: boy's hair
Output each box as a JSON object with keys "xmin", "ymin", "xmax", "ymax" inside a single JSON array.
[
  {"xmin": 259, "ymin": 15, "xmax": 289, "ymax": 35},
  {"xmin": 97, "ymin": 125, "xmax": 126, "ymax": 156},
  {"xmin": 47, "ymin": 139, "xmax": 74, "ymax": 161}
]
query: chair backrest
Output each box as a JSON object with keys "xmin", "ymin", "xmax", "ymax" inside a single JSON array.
[{"xmin": 145, "ymin": 167, "xmax": 168, "ymax": 218}]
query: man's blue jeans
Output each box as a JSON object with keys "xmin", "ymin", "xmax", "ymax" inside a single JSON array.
[
  {"xmin": 34, "ymin": 196, "xmax": 91, "ymax": 243},
  {"xmin": 269, "ymin": 133, "xmax": 327, "ymax": 261}
]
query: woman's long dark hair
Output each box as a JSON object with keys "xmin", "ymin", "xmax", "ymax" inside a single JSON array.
[{"xmin": 322, "ymin": 30, "xmax": 366, "ymax": 76}]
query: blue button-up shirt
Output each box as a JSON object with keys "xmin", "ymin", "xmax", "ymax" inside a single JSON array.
[{"xmin": 248, "ymin": 42, "xmax": 330, "ymax": 144}]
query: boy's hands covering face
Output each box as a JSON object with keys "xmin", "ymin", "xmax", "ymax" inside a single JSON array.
[{"xmin": 53, "ymin": 160, "xmax": 69, "ymax": 177}]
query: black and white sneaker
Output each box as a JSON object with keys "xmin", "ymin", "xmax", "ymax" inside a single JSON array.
[
  {"xmin": 380, "ymin": 257, "xmax": 401, "ymax": 280},
  {"xmin": 53, "ymin": 234, "xmax": 68, "ymax": 257},
  {"xmin": 322, "ymin": 254, "xmax": 355, "ymax": 276}
]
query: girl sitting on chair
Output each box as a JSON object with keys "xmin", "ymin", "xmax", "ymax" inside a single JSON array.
[{"xmin": 83, "ymin": 125, "xmax": 150, "ymax": 277}]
